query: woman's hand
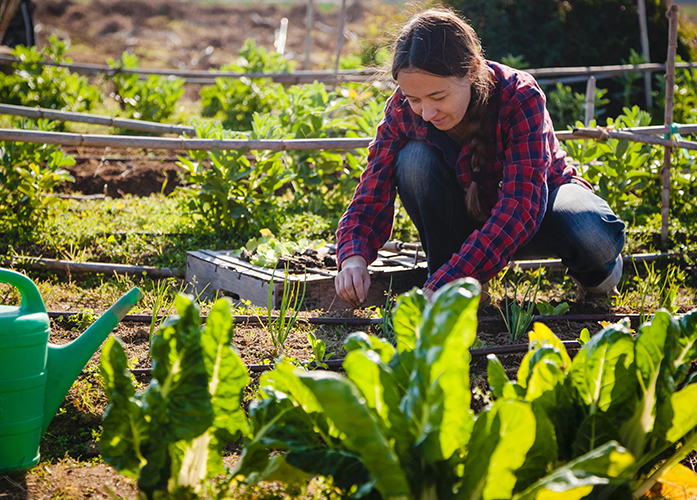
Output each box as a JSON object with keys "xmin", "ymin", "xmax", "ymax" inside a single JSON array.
[{"xmin": 335, "ymin": 255, "xmax": 371, "ymax": 308}]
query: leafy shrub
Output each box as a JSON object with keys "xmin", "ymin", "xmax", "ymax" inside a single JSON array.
[
  {"xmin": 544, "ymin": 83, "xmax": 609, "ymax": 129},
  {"xmin": 199, "ymin": 39, "xmax": 294, "ymax": 131},
  {"xmin": 177, "ymin": 120, "xmax": 293, "ymax": 238},
  {"xmin": 0, "ymin": 120, "xmax": 75, "ymax": 228},
  {"xmin": 99, "ymin": 295, "xmax": 249, "ymax": 499},
  {"xmin": 562, "ymin": 106, "xmax": 655, "ymax": 216},
  {"xmin": 0, "ymin": 35, "xmax": 100, "ymax": 112},
  {"xmin": 107, "ymin": 52, "xmax": 185, "ymax": 123}
]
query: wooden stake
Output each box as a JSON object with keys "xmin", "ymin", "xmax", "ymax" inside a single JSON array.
[
  {"xmin": 637, "ymin": 0, "xmax": 653, "ymax": 108},
  {"xmin": 334, "ymin": 0, "xmax": 347, "ymax": 74},
  {"xmin": 304, "ymin": 0, "xmax": 314, "ymax": 69},
  {"xmin": 584, "ymin": 76, "xmax": 596, "ymax": 126},
  {"xmin": 662, "ymin": 5, "xmax": 679, "ymax": 243}
]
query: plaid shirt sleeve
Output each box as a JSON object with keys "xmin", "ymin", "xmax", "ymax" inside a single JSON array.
[
  {"xmin": 335, "ymin": 93, "xmax": 411, "ymax": 267},
  {"xmin": 424, "ymin": 82, "xmax": 553, "ymax": 290}
]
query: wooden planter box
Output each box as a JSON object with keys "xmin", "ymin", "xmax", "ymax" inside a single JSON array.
[{"xmin": 185, "ymin": 248, "xmax": 428, "ymax": 310}]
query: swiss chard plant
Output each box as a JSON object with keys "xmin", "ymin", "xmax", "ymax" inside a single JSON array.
[
  {"xmin": 488, "ymin": 310, "xmax": 697, "ymax": 498},
  {"xmin": 233, "ymin": 279, "xmax": 641, "ymax": 499},
  {"xmin": 99, "ymin": 295, "xmax": 249, "ymax": 499}
]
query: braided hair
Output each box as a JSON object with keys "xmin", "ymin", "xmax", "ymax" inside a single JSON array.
[{"xmin": 392, "ymin": 8, "xmax": 493, "ymax": 221}]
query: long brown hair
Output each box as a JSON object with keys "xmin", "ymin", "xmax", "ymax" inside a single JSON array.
[{"xmin": 392, "ymin": 8, "xmax": 493, "ymax": 221}]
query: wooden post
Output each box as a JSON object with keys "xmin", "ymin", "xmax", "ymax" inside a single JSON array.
[
  {"xmin": 334, "ymin": 0, "xmax": 347, "ymax": 73},
  {"xmin": 584, "ymin": 76, "xmax": 596, "ymax": 126},
  {"xmin": 275, "ymin": 17, "xmax": 288, "ymax": 56},
  {"xmin": 304, "ymin": 0, "xmax": 314, "ymax": 69},
  {"xmin": 637, "ymin": 0, "xmax": 653, "ymax": 109},
  {"xmin": 661, "ymin": 5, "xmax": 679, "ymax": 243}
]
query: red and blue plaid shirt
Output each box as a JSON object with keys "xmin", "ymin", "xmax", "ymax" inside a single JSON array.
[{"xmin": 336, "ymin": 61, "xmax": 589, "ymax": 291}]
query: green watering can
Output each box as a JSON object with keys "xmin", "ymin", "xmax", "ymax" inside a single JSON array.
[{"xmin": 0, "ymin": 268, "xmax": 143, "ymax": 474}]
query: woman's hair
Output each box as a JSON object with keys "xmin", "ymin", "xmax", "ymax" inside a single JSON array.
[{"xmin": 392, "ymin": 8, "xmax": 493, "ymax": 221}]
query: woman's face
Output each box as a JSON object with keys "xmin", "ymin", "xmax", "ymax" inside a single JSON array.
[{"xmin": 396, "ymin": 69, "xmax": 472, "ymax": 131}]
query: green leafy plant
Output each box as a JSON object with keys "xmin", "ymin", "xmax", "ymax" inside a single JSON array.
[
  {"xmin": 618, "ymin": 260, "xmax": 684, "ymax": 323},
  {"xmin": 307, "ymin": 331, "xmax": 333, "ymax": 369},
  {"xmin": 0, "ymin": 35, "xmax": 100, "ymax": 112},
  {"xmin": 563, "ymin": 106, "xmax": 654, "ymax": 216},
  {"xmin": 233, "ymin": 280, "xmax": 642, "ymax": 499},
  {"xmin": 235, "ymin": 228, "xmax": 326, "ymax": 269},
  {"xmin": 488, "ymin": 310, "xmax": 697, "ymax": 498},
  {"xmin": 199, "ymin": 39, "xmax": 294, "ymax": 130},
  {"xmin": 545, "ymin": 82, "xmax": 609, "ymax": 129},
  {"xmin": 0, "ymin": 120, "xmax": 76, "ymax": 228},
  {"xmin": 264, "ymin": 265, "xmax": 306, "ymax": 357},
  {"xmin": 99, "ymin": 295, "xmax": 249, "ymax": 499},
  {"xmin": 535, "ymin": 300, "xmax": 569, "ymax": 316},
  {"xmin": 177, "ymin": 120, "xmax": 293, "ymax": 237},
  {"xmin": 499, "ymin": 270, "xmax": 542, "ymax": 342},
  {"xmin": 107, "ymin": 52, "xmax": 185, "ymax": 123}
]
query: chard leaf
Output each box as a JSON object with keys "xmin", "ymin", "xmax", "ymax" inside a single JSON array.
[
  {"xmin": 286, "ymin": 449, "xmax": 374, "ymax": 495},
  {"xmin": 246, "ymin": 454, "xmax": 313, "ymax": 487},
  {"xmin": 571, "ymin": 412, "xmax": 622, "ymax": 458},
  {"xmin": 171, "ymin": 298, "xmax": 250, "ymax": 487},
  {"xmin": 409, "ymin": 279, "xmax": 479, "ymax": 462},
  {"xmin": 344, "ymin": 331, "xmax": 396, "ymax": 362},
  {"xmin": 235, "ymin": 393, "xmax": 320, "ymax": 478},
  {"xmin": 151, "ymin": 295, "xmax": 214, "ymax": 441},
  {"xmin": 261, "ymin": 361, "xmax": 324, "ymax": 415},
  {"xmin": 669, "ymin": 309, "xmax": 697, "ymax": 386},
  {"xmin": 514, "ymin": 403, "xmax": 558, "ymax": 493},
  {"xmin": 518, "ymin": 324, "xmax": 571, "ymax": 389},
  {"xmin": 569, "ymin": 325, "xmax": 635, "ymax": 420},
  {"xmin": 487, "ymin": 354, "xmax": 510, "ymax": 399},
  {"xmin": 460, "ymin": 400, "xmax": 538, "ymax": 500},
  {"xmin": 100, "ymin": 336, "xmax": 149, "ymax": 477},
  {"xmin": 511, "ymin": 441, "xmax": 635, "ymax": 500},
  {"xmin": 200, "ymin": 299, "xmax": 249, "ymax": 442},
  {"xmin": 343, "ymin": 349, "xmax": 415, "ymax": 479},
  {"xmin": 528, "ymin": 323, "xmax": 572, "ymax": 369},
  {"xmin": 393, "ymin": 288, "xmax": 426, "ymax": 353},
  {"xmin": 296, "ymin": 370, "xmax": 412, "ymax": 500},
  {"xmin": 665, "ymin": 383, "xmax": 697, "ymax": 444},
  {"xmin": 620, "ymin": 312, "xmax": 670, "ymax": 457}
]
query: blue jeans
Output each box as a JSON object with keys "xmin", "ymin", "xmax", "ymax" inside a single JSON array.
[{"xmin": 394, "ymin": 141, "xmax": 626, "ymax": 288}]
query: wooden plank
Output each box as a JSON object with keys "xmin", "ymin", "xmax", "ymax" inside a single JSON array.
[{"xmin": 185, "ymin": 249, "xmax": 428, "ymax": 311}]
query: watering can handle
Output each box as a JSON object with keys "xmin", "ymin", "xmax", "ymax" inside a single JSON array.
[{"xmin": 0, "ymin": 268, "xmax": 46, "ymax": 315}]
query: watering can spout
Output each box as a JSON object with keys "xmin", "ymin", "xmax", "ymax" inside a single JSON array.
[{"xmin": 42, "ymin": 287, "xmax": 143, "ymax": 434}]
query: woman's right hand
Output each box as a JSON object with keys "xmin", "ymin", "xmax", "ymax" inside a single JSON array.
[{"xmin": 335, "ymin": 255, "xmax": 371, "ymax": 308}]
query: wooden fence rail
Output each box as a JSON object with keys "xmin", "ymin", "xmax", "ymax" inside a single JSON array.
[
  {"xmin": 1, "ymin": 51, "xmax": 695, "ymax": 85},
  {"xmin": 1, "ymin": 126, "xmax": 695, "ymax": 151}
]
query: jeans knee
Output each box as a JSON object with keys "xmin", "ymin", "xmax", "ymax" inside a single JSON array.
[
  {"xmin": 395, "ymin": 141, "xmax": 445, "ymax": 196},
  {"xmin": 573, "ymin": 214, "xmax": 626, "ymax": 267}
]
